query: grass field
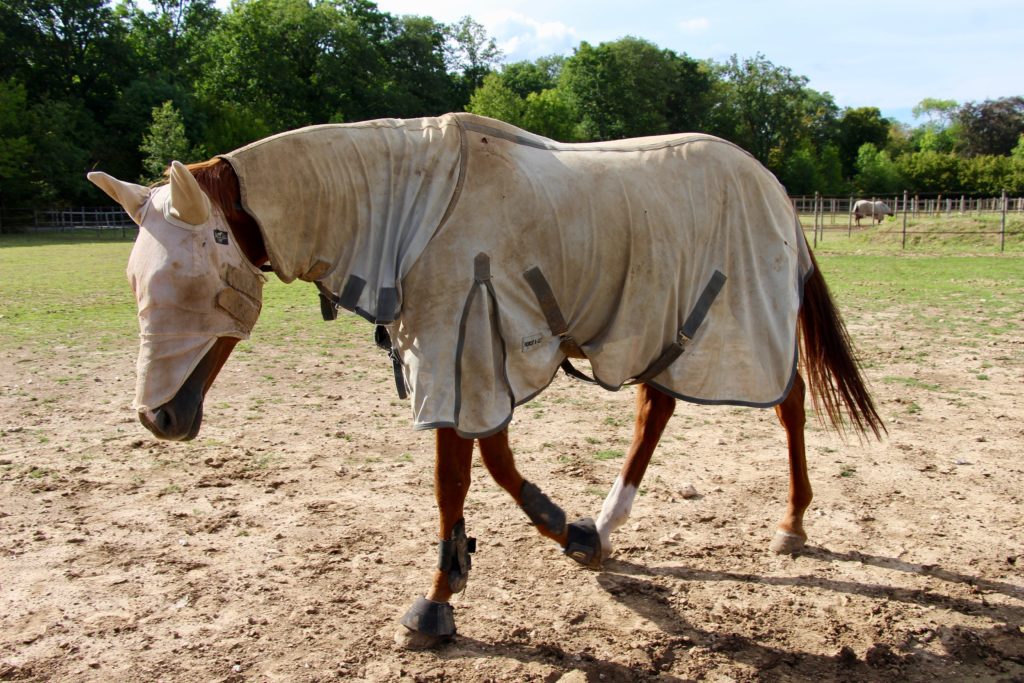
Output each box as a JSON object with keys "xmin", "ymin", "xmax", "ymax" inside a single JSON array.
[{"xmin": 1, "ymin": 229, "xmax": 1021, "ymax": 354}]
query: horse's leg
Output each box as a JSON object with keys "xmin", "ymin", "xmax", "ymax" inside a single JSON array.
[
  {"xmin": 769, "ymin": 371, "xmax": 812, "ymax": 554},
  {"xmin": 595, "ymin": 383, "xmax": 675, "ymax": 562},
  {"xmin": 478, "ymin": 428, "xmax": 612, "ymax": 568},
  {"xmin": 395, "ymin": 427, "xmax": 474, "ymax": 649}
]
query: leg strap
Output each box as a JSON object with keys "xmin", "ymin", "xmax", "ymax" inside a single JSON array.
[
  {"xmin": 438, "ymin": 518, "xmax": 476, "ymax": 593},
  {"xmin": 519, "ymin": 480, "xmax": 567, "ymax": 536},
  {"xmin": 564, "ymin": 517, "xmax": 602, "ymax": 569},
  {"xmin": 399, "ymin": 596, "xmax": 456, "ymax": 638}
]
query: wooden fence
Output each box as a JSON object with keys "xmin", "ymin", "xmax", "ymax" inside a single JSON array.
[
  {"xmin": 0, "ymin": 206, "xmax": 136, "ymax": 236},
  {"xmin": 795, "ymin": 191, "xmax": 1022, "ymax": 251}
]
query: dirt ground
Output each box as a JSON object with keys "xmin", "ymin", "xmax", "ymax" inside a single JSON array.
[{"xmin": 1, "ymin": 293, "xmax": 1023, "ymax": 682}]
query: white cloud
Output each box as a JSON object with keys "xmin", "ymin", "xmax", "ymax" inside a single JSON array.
[
  {"xmin": 486, "ymin": 10, "xmax": 580, "ymax": 60},
  {"xmin": 678, "ymin": 17, "xmax": 711, "ymax": 34}
]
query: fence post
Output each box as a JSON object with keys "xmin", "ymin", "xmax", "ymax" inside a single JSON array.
[
  {"xmin": 847, "ymin": 195, "xmax": 853, "ymax": 236},
  {"xmin": 902, "ymin": 190, "xmax": 908, "ymax": 250},
  {"xmin": 1001, "ymin": 190, "xmax": 1007, "ymax": 252}
]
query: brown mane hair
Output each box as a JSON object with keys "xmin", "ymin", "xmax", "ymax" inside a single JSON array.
[{"xmin": 187, "ymin": 158, "xmax": 269, "ymax": 268}]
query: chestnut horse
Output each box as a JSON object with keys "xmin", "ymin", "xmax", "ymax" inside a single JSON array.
[{"xmin": 90, "ymin": 143, "xmax": 883, "ymax": 650}]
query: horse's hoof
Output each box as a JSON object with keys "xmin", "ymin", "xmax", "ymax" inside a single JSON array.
[
  {"xmin": 770, "ymin": 530, "xmax": 807, "ymax": 555},
  {"xmin": 564, "ymin": 518, "xmax": 603, "ymax": 569},
  {"xmin": 393, "ymin": 625, "xmax": 450, "ymax": 650}
]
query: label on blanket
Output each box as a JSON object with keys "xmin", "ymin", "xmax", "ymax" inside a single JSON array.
[
  {"xmin": 521, "ymin": 333, "xmax": 544, "ymax": 352},
  {"xmin": 214, "ymin": 229, "xmax": 229, "ymax": 245}
]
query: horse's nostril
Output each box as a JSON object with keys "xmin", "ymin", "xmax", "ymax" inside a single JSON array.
[{"xmin": 153, "ymin": 408, "xmax": 173, "ymax": 433}]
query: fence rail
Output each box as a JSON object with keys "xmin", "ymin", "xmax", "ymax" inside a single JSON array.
[
  {"xmin": 1, "ymin": 206, "xmax": 136, "ymax": 235},
  {"xmin": 791, "ymin": 194, "xmax": 1024, "ymax": 220},
  {"xmin": 795, "ymin": 191, "xmax": 1021, "ymax": 251},
  {"xmin": 3, "ymin": 194, "xmax": 1022, "ymax": 251}
]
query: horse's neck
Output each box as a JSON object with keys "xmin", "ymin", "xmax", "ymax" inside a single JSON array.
[{"xmin": 192, "ymin": 159, "xmax": 269, "ymax": 267}]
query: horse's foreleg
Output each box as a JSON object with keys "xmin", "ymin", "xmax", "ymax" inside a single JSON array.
[
  {"xmin": 479, "ymin": 429, "xmax": 609, "ymax": 568},
  {"xmin": 396, "ymin": 428, "xmax": 474, "ymax": 649},
  {"xmin": 769, "ymin": 371, "xmax": 812, "ymax": 554},
  {"xmin": 595, "ymin": 383, "xmax": 675, "ymax": 562}
]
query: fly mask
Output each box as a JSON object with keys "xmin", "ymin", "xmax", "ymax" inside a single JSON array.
[{"xmin": 89, "ymin": 162, "xmax": 265, "ymax": 413}]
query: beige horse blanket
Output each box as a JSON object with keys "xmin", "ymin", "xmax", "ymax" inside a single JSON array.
[{"xmin": 224, "ymin": 113, "xmax": 812, "ymax": 437}]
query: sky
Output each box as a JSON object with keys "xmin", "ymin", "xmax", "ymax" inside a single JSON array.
[{"xmin": 371, "ymin": 0, "xmax": 1024, "ymax": 125}]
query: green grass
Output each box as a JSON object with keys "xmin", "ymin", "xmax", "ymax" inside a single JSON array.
[
  {"xmin": 0, "ymin": 230, "xmax": 370, "ymax": 353},
  {"xmin": 813, "ymin": 253, "xmax": 1023, "ymax": 337},
  {"xmin": 594, "ymin": 449, "xmax": 623, "ymax": 460},
  {"xmin": 1, "ymin": 231, "xmax": 1020, "ymax": 361}
]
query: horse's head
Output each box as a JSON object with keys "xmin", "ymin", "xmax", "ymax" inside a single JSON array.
[{"xmin": 89, "ymin": 162, "xmax": 265, "ymax": 441}]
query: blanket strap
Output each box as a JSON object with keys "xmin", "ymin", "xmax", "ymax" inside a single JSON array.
[
  {"xmin": 630, "ymin": 270, "xmax": 727, "ymax": 384},
  {"xmin": 523, "ymin": 266, "xmax": 597, "ymax": 383}
]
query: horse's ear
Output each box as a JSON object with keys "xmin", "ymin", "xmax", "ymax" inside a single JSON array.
[
  {"xmin": 87, "ymin": 172, "xmax": 150, "ymax": 224},
  {"xmin": 167, "ymin": 160, "xmax": 211, "ymax": 226}
]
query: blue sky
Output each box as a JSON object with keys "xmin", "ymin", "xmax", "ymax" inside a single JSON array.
[{"xmin": 373, "ymin": 0, "xmax": 1024, "ymax": 125}]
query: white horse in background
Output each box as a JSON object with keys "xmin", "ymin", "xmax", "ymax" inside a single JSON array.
[{"xmin": 852, "ymin": 199, "xmax": 893, "ymax": 226}]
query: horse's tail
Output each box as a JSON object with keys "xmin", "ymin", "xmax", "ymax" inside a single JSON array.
[{"xmin": 798, "ymin": 249, "xmax": 885, "ymax": 439}]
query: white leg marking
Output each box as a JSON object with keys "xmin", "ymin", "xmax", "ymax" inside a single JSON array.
[{"xmin": 595, "ymin": 476, "xmax": 637, "ymax": 559}]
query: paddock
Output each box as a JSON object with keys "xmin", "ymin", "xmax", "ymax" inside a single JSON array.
[{"xmin": 0, "ymin": 234, "xmax": 1021, "ymax": 682}]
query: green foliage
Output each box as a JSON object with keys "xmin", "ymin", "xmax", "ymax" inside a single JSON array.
[
  {"xmin": 0, "ymin": 79, "xmax": 35, "ymax": 206},
  {"xmin": 500, "ymin": 57, "xmax": 563, "ymax": 98},
  {"xmin": 779, "ymin": 142, "xmax": 845, "ymax": 195},
  {"xmin": 957, "ymin": 154, "xmax": 1019, "ymax": 194},
  {"xmin": 522, "ymin": 88, "xmax": 580, "ymax": 141},
  {"xmin": 854, "ymin": 143, "xmax": 904, "ymax": 194},
  {"xmin": 837, "ymin": 107, "xmax": 891, "ymax": 177},
  {"xmin": 714, "ymin": 54, "xmax": 809, "ymax": 165},
  {"xmin": 896, "ymin": 150, "xmax": 960, "ymax": 193},
  {"xmin": 957, "ymin": 97, "xmax": 1024, "ymax": 157},
  {"xmin": 560, "ymin": 37, "xmax": 712, "ymax": 141},
  {"xmin": 2, "ymin": 0, "xmax": 1022, "ymax": 207},
  {"xmin": 140, "ymin": 100, "xmax": 197, "ymax": 181},
  {"xmin": 466, "ymin": 72, "xmax": 524, "ymax": 126}
]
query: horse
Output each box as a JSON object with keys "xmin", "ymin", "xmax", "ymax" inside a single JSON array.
[
  {"xmin": 853, "ymin": 199, "xmax": 894, "ymax": 226},
  {"xmin": 88, "ymin": 113, "xmax": 884, "ymax": 650}
]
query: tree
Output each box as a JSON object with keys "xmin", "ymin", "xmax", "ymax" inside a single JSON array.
[
  {"xmin": 140, "ymin": 100, "xmax": 196, "ymax": 181},
  {"xmin": 896, "ymin": 150, "xmax": 960, "ymax": 192},
  {"xmin": 500, "ymin": 57, "xmax": 564, "ymax": 99},
  {"xmin": 466, "ymin": 73, "xmax": 524, "ymax": 126},
  {"xmin": 956, "ymin": 97, "xmax": 1024, "ymax": 157},
  {"xmin": 958, "ymin": 155, "xmax": 1017, "ymax": 194},
  {"xmin": 837, "ymin": 107, "xmax": 891, "ymax": 178},
  {"xmin": 0, "ymin": 79, "xmax": 36, "ymax": 211},
  {"xmin": 445, "ymin": 16, "xmax": 501, "ymax": 103},
  {"xmin": 853, "ymin": 143, "xmax": 903, "ymax": 194},
  {"xmin": 560, "ymin": 37, "xmax": 711, "ymax": 141},
  {"xmin": 714, "ymin": 54, "xmax": 809, "ymax": 166},
  {"xmin": 522, "ymin": 88, "xmax": 579, "ymax": 141},
  {"xmin": 383, "ymin": 15, "xmax": 455, "ymax": 116},
  {"xmin": 912, "ymin": 98, "xmax": 958, "ymax": 126}
]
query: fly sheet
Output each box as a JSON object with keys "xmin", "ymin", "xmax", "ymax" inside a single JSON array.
[{"xmin": 223, "ymin": 114, "xmax": 812, "ymax": 438}]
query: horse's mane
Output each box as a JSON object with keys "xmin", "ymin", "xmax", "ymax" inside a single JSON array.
[{"xmin": 187, "ymin": 158, "xmax": 268, "ymax": 267}]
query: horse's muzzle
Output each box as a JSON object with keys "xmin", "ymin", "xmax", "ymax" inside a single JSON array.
[
  {"xmin": 137, "ymin": 337, "xmax": 238, "ymax": 441},
  {"xmin": 139, "ymin": 401, "xmax": 204, "ymax": 441}
]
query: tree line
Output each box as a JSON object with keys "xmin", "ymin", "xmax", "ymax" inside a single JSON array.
[{"xmin": 2, "ymin": 0, "xmax": 1023, "ymax": 212}]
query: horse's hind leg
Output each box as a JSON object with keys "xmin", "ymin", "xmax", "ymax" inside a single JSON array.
[
  {"xmin": 594, "ymin": 383, "xmax": 675, "ymax": 562},
  {"xmin": 769, "ymin": 371, "xmax": 813, "ymax": 554},
  {"xmin": 478, "ymin": 429, "xmax": 607, "ymax": 565},
  {"xmin": 396, "ymin": 428, "xmax": 474, "ymax": 650}
]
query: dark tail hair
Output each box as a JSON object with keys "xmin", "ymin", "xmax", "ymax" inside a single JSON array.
[{"xmin": 799, "ymin": 249, "xmax": 885, "ymax": 439}]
